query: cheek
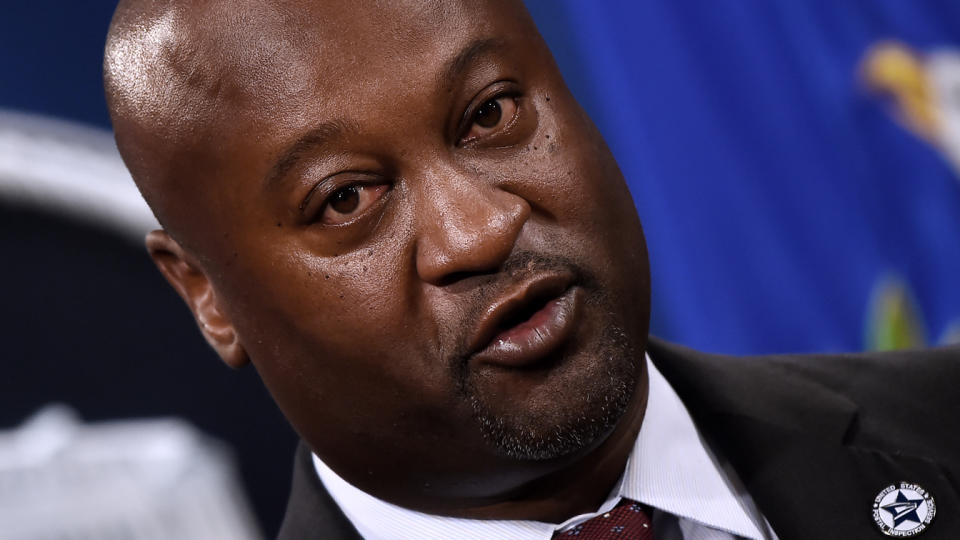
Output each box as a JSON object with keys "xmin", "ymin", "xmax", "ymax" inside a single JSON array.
[
  {"xmin": 513, "ymin": 103, "xmax": 649, "ymax": 307},
  {"xmin": 257, "ymin": 247, "xmax": 409, "ymax": 359},
  {"xmin": 493, "ymin": 91, "xmax": 634, "ymax": 227},
  {"xmin": 513, "ymin": 137, "xmax": 635, "ymax": 238},
  {"xmin": 227, "ymin": 236, "xmax": 454, "ymax": 409}
]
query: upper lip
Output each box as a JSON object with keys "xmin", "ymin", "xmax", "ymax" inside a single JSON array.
[{"xmin": 466, "ymin": 271, "xmax": 576, "ymax": 357}]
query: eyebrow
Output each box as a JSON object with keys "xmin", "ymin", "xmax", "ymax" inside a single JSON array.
[
  {"xmin": 264, "ymin": 119, "xmax": 358, "ymax": 188},
  {"xmin": 264, "ymin": 38, "xmax": 508, "ymax": 188},
  {"xmin": 441, "ymin": 37, "xmax": 507, "ymax": 91}
]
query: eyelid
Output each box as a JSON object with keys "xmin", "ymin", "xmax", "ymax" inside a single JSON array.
[
  {"xmin": 298, "ymin": 178, "xmax": 392, "ymax": 230},
  {"xmin": 319, "ymin": 183, "xmax": 392, "ymax": 227},
  {"xmin": 458, "ymin": 96, "xmax": 522, "ymax": 148},
  {"xmin": 456, "ymin": 80, "xmax": 520, "ymax": 142},
  {"xmin": 299, "ymin": 172, "xmax": 380, "ymax": 214},
  {"xmin": 300, "ymin": 179, "xmax": 328, "ymax": 213}
]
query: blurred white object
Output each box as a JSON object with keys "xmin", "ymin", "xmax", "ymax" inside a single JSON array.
[
  {"xmin": 0, "ymin": 109, "xmax": 158, "ymax": 241},
  {"xmin": 0, "ymin": 405, "xmax": 262, "ymax": 540}
]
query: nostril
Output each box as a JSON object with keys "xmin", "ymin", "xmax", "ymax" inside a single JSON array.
[{"xmin": 435, "ymin": 269, "xmax": 486, "ymax": 288}]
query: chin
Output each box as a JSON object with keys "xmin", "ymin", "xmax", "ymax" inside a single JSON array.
[{"xmin": 466, "ymin": 320, "xmax": 641, "ymax": 461}]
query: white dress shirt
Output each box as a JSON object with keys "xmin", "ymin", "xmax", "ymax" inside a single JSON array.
[{"xmin": 313, "ymin": 355, "xmax": 778, "ymax": 539}]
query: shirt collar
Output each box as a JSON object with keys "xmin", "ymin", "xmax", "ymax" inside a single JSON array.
[
  {"xmin": 625, "ymin": 355, "xmax": 765, "ymax": 538},
  {"xmin": 313, "ymin": 354, "xmax": 765, "ymax": 540}
]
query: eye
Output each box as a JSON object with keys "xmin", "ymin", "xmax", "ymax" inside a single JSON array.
[
  {"xmin": 318, "ymin": 183, "xmax": 390, "ymax": 225},
  {"xmin": 461, "ymin": 95, "xmax": 518, "ymax": 144}
]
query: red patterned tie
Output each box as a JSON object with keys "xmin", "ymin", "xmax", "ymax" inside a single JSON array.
[{"xmin": 553, "ymin": 499, "xmax": 654, "ymax": 539}]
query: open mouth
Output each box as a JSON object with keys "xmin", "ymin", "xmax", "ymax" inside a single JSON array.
[
  {"xmin": 469, "ymin": 274, "xmax": 583, "ymax": 369},
  {"xmin": 499, "ymin": 281, "xmax": 563, "ymax": 327}
]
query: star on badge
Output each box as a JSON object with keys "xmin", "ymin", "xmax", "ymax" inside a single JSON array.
[
  {"xmin": 872, "ymin": 482, "xmax": 936, "ymax": 537},
  {"xmin": 881, "ymin": 490, "xmax": 924, "ymax": 527}
]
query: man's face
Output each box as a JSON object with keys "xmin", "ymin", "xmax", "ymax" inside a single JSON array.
[{"xmin": 127, "ymin": 0, "xmax": 649, "ymax": 505}]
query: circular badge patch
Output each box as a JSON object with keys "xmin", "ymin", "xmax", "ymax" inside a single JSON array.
[{"xmin": 872, "ymin": 482, "xmax": 936, "ymax": 537}]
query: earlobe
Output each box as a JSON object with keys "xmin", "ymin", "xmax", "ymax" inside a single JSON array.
[{"xmin": 145, "ymin": 230, "xmax": 250, "ymax": 368}]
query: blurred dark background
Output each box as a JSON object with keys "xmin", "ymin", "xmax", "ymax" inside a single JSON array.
[{"xmin": 3, "ymin": 1, "xmax": 960, "ymax": 537}]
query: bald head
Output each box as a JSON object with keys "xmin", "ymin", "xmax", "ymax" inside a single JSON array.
[
  {"xmin": 104, "ymin": 0, "xmax": 652, "ymax": 519},
  {"xmin": 105, "ymin": 0, "xmax": 293, "ymax": 243}
]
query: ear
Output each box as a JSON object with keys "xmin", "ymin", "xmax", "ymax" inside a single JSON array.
[{"xmin": 145, "ymin": 230, "xmax": 249, "ymax": 368}]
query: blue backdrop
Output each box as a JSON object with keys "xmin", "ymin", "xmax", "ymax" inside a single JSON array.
[
  {"xmin": 526, "ymin": 1, "xmax": 960, "ymax": 354},
  {"xmin": 5, "ymin": 1, "xmax": 960, "ymax": 355}
]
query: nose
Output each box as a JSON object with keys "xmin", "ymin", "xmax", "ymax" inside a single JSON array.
[{"xmin": 415, "ymin": 169, "xmax": 530, "ymax": 286}]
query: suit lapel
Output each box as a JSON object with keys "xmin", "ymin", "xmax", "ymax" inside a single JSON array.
[
  {"xmin": 277, "ymin": 441, "xmax": 362, "ymax": 540},
  {"xmin": 708, "ymin": 411, "xmax": 960, "ymax": 540},
  {"xmin": 648, "ymin": 338, "xmax": 960, "ymax": 540}
]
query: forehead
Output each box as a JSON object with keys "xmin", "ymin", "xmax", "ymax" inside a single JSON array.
[{"xmin": 181, "ymin": 0, "xmax": 530, "ymax": 130}]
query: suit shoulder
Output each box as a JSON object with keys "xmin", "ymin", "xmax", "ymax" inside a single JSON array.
[
  {"xmin": 651, "ymin": 338, "xmax": 960, "ymax": 458},
  {"xmin": 759, "ymin": 345, "xmax": 960, "ymax": 403}
]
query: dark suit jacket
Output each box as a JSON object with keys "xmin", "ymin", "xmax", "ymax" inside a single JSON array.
[{"xmin": 277, "ymin": 338, "xmax": 960, "ymax": 539}]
